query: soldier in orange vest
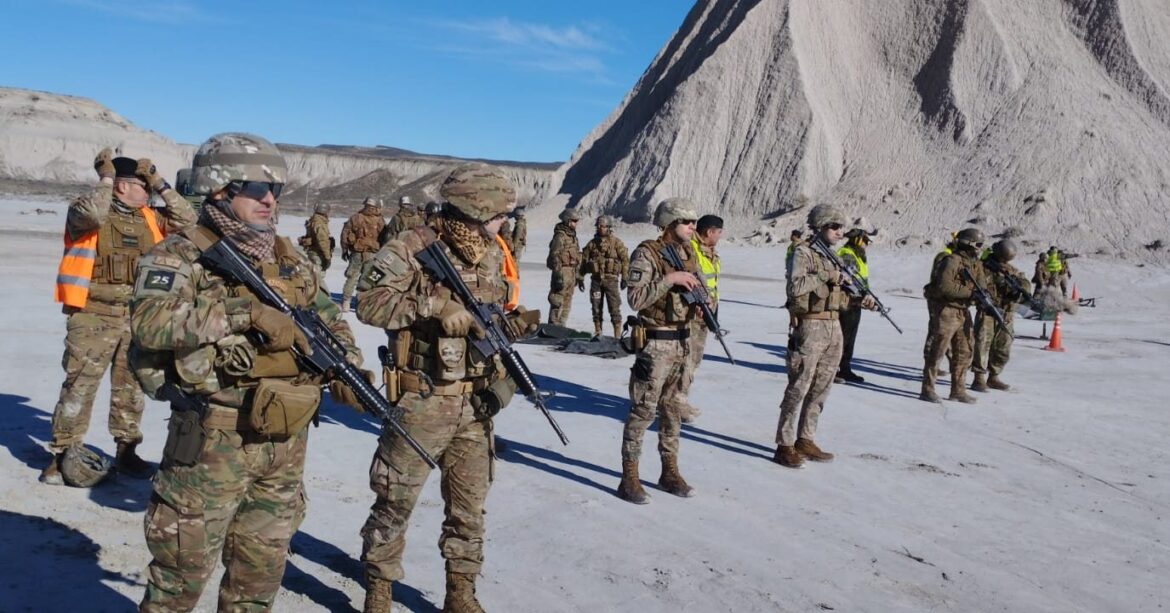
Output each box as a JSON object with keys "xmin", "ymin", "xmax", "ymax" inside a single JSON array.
[{"xmin": 41, "ymin": 149, "xmax": 194, "ymax": 486}]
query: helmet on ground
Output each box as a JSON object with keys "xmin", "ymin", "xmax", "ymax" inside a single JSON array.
[
  {"xmin": 191, "ymin": 133, "xmax": 287, "ymax": 196},
  {"xmin": 559, "ymin": 208, "xmax": 582, "ymax": 222},
  {"xmin": 955, "ymin": 227, "xmax": 985, "ymax": 248},
  {"xmin": 991, "ymin": 239, "xmax": 1018, "ymax": 261},
  {"xmin": 440, "ymin": 163, "xmax": 516, "ymax": 222},
  {"xmin": 596, "ymin": 215, "xmax": 615, "ymax": 228},
  {"xmin": 806, "ymin": 204, "xmax": 847, "ymax": 230},
  {"xmin": 653, "ymin": 198, "xmax": 698, "ymax": 228},
  {"xmin": 60, "ymin": 445, "xmax": 112, "ymax": 488}
]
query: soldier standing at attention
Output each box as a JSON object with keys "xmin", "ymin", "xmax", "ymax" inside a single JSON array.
[
  {"xmin": 971, "ymin": 239, "xmax": 1031, "ymax": 392},
  {"xmin": 546, "ymin": 208, "xmax": 584, "ymax": 326},
  {"xmin": 41, "ymin": 148, "xmax": 194, "ymax": 485},
  {"xmin": 580, "ymin": 215, "xmax": 629, "ymax": 338},
  {"xmin": 510, "ymin": 206, "xmax": 528, "ymax": 260},
  {"xmin": 616, "ymin": 198, "xmax": 703, "ymax": 504},
  {"xmin": 340, "ymin": 196, "xmax": 386, "ymax": 311},
  {"xmin": 774, "ymin": 205, "xmax": 873, "ymax": 469},
  {"xmin": 130, "ymin": 133, "xmax": 365, "ymax": 611},
  {"xmin": 355, "ymin": 164, "xmax": 533, "ymax": 613},
  {"xmin": 920, "ymin": 228, "xmax": 986, "ymax": 404},
  {"xmin": 299, "ymin": 201, "xmax": 334, "ymax": 271},
  {"xmin": 835, "ymin": 225, "xmax": 875, "ymax": 383},
  {"xmin": 675, "ymin": 214, "xmax": 723, "ymax": 424},
  {"xmin": 380, "ymin": 195, "xmax": 425, "ymax": 245}
]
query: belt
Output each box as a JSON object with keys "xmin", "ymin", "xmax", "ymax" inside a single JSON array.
[
  {"xmin": 645, "ymin": 327, "xmax": 689, "ymax": 341},
  {"xmin": 399, "ymin": 371, "xmax": 489, "ymax": 397},
  {"xmin": 202, "ymin": 405, "xmax": 253, "ymax": 431},
  {"xmin": 798, "ymin": 311, "xmax": 839, "ymax": 321}
]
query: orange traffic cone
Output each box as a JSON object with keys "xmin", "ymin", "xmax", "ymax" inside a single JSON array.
[
  {"xmin": 1044, "ymin": 312, "xmax": 1066, "ymax": 352},
  {"xmin": 1071, "ymin": 284, "xmax": 1080, "ymax": 301}
]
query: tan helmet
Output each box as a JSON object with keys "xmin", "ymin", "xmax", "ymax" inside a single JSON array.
[
  {"xmin": 314, "ymin": 202, "xmax": 331, "ymax": 215},
  {"xmin": 440, "ymin": 163, "xmax": 517, "ymax": 222},
  {"xmin": 653, "ymin": 197, "xmax": 698, "ymax": 228},
  {"xmin": 60, "ymin": 445, "xmax": 112, "ymax": 488},
  {"xmin": 596, "ymin": 215, "xmax": 615, "ymax": 228},
  {"xmin": 362, "ymin": 196, "xmax": 380, "ymax": 209},
  {"xmin": 806, "ymin": 204, "xmax": 847, "ymax": 230},
  {"xmin": 559, "ymin": 208, "xmax": 582, "ymax": 222},
  {"xmin": 191, "ymin": 133, "xmax": 287, "ymax": 196}
]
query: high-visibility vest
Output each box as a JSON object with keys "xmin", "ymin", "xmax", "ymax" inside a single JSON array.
[
  {"xmin": 55, "ymin": 207, "xmax": 163, "ymax": 309},
  {"xmin": 1045, "ymin": 251, "xmax": 1063, "ymax": 273},
  {"xmin": 496, "ymin": 234, "xmax": 520, "ymax": 311},
  {"xmin": 690, "ymin": 238, "xmax": 719, "ymax": 302},
  {"xmin": 837, "ymin": 244, "xmax": 868, "ymax": 280}
]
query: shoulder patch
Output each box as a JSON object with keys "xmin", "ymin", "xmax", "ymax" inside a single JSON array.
[
  {"xmin": 143, "ymin": 270, "xmax": 176, "ymax": 291},
  {"xmin": 365, "ymin": 267, "xmax": 386, "ymax": 285},
  {"xmin": 629, "ymin": 270, "xmax": 643, "ymax": 282}
]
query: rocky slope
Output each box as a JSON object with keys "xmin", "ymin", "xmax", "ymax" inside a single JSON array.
[{"xmin": 550, "ymin": 0, "xmax": 1170, "ymax": 258}]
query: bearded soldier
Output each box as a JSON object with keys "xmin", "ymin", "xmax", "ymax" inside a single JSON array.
[
  {"xmin": 972, "ymin": 239, "xmax": 1031, "ymax": 392},
  {"xmin": 616, "ymin": 198, "xmax": 703, "ymax": 504},
  {"xmin": 299, "ymin": 201, "xmax": 334, "ymax": 271},
  {"xmin": 356, "ymin": 164, "xmax": 538, "ymax": 613},
  {"xmin": 340, "ymin": 196, "xmax": 386, "ymax": 311},
  {"xmin": 42, "ymin": 148, "xmax": 194, "ymax": 486},
  {"xmin": 546, "ymin": 208, "xmax": 584, "ymax": 326},
  {"xmin": 580, "ymin": 215, "xmax": 629, "ymax": 338},
  {"xmin": 920, "ymin": 227, "xmax": 987, "ymax": 404},
  {"xmin": 130, "ymin": 133, "xmax": 364, "ymax": 611}
]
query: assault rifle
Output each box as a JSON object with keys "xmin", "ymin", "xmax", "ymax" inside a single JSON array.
[
  {"xmin": 200, "ymin": 236, "xmax": 438, "ymax": 468},
  {"xmin": 660, "ymin": 244, "xmax": 736, "ymax": 365},
  {"xmin": 982, "ymin": 258, "xmax": 1033, "ymax": 303},
  {"xmin": 416, "ymin": 242, "xmax": 569, "ymax": 446},
  {"xmin": 960, "ymin": 267, "xmax": 1008, "ymax": 329},
  {"xmin": 807, "ymin": 236, "xmax": 904, "ymax": 334}
]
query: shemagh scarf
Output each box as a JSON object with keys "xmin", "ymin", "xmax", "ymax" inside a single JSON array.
[{"xmin": 202, "ymin": 200, "xmax": 277, "ymax": 262}]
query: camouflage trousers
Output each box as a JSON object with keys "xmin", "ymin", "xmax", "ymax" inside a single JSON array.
[
  {"xmin": 921, "ymin": 302, "xmax": 973, "ymax": 395},
  {"xmin": 776, "ymin": 319, "xmax": 842, "ymax": 447},
  {"xmin": 342, "ymin": 251, "xmax": 376, "ymax": 306},
  {"xmin": 622, "ymin": 336, "xmax": 695, "ymax": 462},
  {"xmin": 672, "ymin": 318, "xmax": 708, "ymax": 409},
  {"xmin": 306, "ymin": 250, "xmax": 330, "ymax": 273},
  {"xmin": 141, "ymin": 423, "xmax": 308, "ymax": 612},
  {"xmin": 547, "ymin": 267, "xmax": 578, "ymax": 326},
  {"xmin": 51, "ymin": 308, "xmax": 144, "ymax": 451},
  {"xmin": 973, "ymin": 311, "xmax": 1014, "ymax": 376},
  {"xmin": 589, "ymin": 275, "xmax": 623, "ymax": 325},
  {"xmin": 362, "ymin": 390, "xmax": 491, "ymax": 581}
]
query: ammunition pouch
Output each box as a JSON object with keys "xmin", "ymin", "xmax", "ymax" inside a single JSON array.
[
  {"xmin": 249, "ymin": 379, "xmax": 321, "ymax": 438},
  {"xmin": 248, "ymin": 350, "xmax": 301, "ymax": 378},
  {"xmin": 163, "ymin": 408, "xmax": 207, "ymax": 468},
  {"xmin": 622, "ymin": 315, "xmax": 645, "ymax": 353},
  {"xmin": 471, "ymin": 377, "xmax": 517, "ymax": 417}
]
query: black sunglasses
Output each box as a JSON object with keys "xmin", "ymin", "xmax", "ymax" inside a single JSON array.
[
  {"xmin": 227, "ymin": 180, "xmax": 284, "ymax": 200},
  {"xmin": 827, "ymin": 223, "xmax": 844, "ymax": 231}
]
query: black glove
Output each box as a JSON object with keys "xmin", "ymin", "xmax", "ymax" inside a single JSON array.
[
  {"xmin": 620, "ymin": 279, "xmax": 628, "ymax": 290},
  {"xmin": 341, "ymin": 250, "xmax": 352, "ymax": 262},
  {"xmin": 576, "ymin": 278, "xmax": 586, "ymax": 292}
]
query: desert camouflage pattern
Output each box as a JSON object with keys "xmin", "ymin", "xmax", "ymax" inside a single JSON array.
[
  {"xmin": 511, "ymin": 214, "xmax": 527, "ymax": 259},
  {"xmin": 652, "ymin": 198, "xmax": 697, "ymax": 228},
  {"xmin": 546, "ymin": 222, "xmax": 582, "ymax": 325},
  {"xmin": 973, "ymin": 258, "xmax": 1030, "ymax": 377},
  {"xmin": 582, "ymin": 234, "xmax": 629, "ymax": 326},
  {"xmin": 626, "ymin": 236, "xmax": 698, "ymax": 326},
  {"xmin": 921, "ymin": 251, "xmax": 986, "ymax": 396},
  {"xmin": 440, "ymin": 164, "xmax": 516, "ymax": 222},
  {"xmin": 382, "ymin": 206, "xmax": 426, "ymax": 244},
  {"xmin": 622, "ymin": 338, "xmax": 693, "ymax": 463},
  {"xmin": 342, "ymin": 251, "xmax": 376, "ymax": 309},
  {"xmin": 300, "ymin": 212, "xmax": 332, "ymax": 270},
  {"xmin": 806, "ymin": 204, "xmax": 847, "ymax": 230},
  {"xmin": 776, "ymin": 319, "xmax": 843, "ymax": 446},
  {"xmin": 190, "ymin": 133, "xmax": 288, "ymax": 196}
]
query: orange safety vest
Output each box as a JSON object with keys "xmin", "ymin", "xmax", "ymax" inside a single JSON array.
[
  {"xmin": 55, "ymin": 207, "xmax": 164, "ymax": 309},
  {"xmin": 495, "ymin": 234, "xmax": 520, "ymax": 311}
]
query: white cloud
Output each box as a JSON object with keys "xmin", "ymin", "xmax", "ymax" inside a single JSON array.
[{"xmin": 433, "ymin": 17, "xmax": 615, "ymax": 81}]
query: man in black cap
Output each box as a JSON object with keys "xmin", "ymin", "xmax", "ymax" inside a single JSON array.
[{"xmin": 835, "ymin": 225, "xmax": 876, "ymax": 383}]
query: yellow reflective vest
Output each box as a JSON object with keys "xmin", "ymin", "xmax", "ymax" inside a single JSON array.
[
  {"xmin": 837, "ymin": 244, "xmax": 868, "ymax": 280},
  {"xmin": 690, "ymin": 238, "xmax": 720, "ymax": 302},
  {"xmin": 1045, "ymin": 251, "xmax": 1064, "ymax": 273}
]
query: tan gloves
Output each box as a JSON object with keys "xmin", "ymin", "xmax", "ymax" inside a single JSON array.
[
  {"xmin": 94, "ymin": 148, "xmax": 115, "ymax": 179},
  {"xmin": 438, "ymin": 299, "xmax": 483, "ymax": 337},
  {"xmin": 250, "ymin": 301, "xmax": 311, "ymax": 354},
  {"xmin": 504, "ymin": 306, "xmax": 541, "ymax": 341},
  {"xmin": 136, "ymin": 158, "xmax": 169, "ymax": 192},
  {"xmin": 329, "ymin": 369, "xmax": 375, "ymax": 411}
]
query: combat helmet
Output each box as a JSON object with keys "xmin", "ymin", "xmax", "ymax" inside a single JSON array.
[
  {"xmin": 60, "ymin": 445, "xmax": 113, "ymax": 488},
  {"xmin": 955, "ymin": 228, "xmax": 985, "ymax": 248},
  {"xmin": 440, "ymin": 163, "xmax": 517, "ymax": 222},
  {"xmin": 806, "ymin": 204, "xmax": 847, "ymax": 230},
  {"xmin": 991, "ymin": 238, "xmax": 1018, "ymax": 261},
  {"xmin": 653, "ymin": 198, "xmax": 698, "ymax": 228},
  {"xmin": 559, "ymin": 208, "xmax": 582, "ymax": 222},
  {"xmin": 314, "ymin": 202, "xmax": 331, "ymax": 215},
  {"xmin": 596, "ymin": 215, "xmax": 616, "ymax": 228},
  {"xmin": 191, "ymin": 132, "xmax": 287, "ymax": 196}
]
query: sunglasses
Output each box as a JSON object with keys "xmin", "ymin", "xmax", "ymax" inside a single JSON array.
[
  {"xmin": 678, "ymin": 219, "xmax": 697, "ymax": 225},
  {"xmin": 227, "ymin": 181, "xmax": 284, "ymax": 200},
  {"xmin": 827, "ymin": 223, "xmax": 844, "ymax": 231}
]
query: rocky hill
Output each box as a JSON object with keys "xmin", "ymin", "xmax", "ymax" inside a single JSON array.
[{"xmin": 549, "ymin": 0, "xmax": 1170, "ymax": 258}]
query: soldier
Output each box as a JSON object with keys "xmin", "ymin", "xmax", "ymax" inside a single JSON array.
[
  {"xmin": 299, "ymin": 201, "xmax": 334, "ymax": 271},
  {"xmin": 340, "ymin": 196, "xmax": 386, "ymax": 311},
  {"xmin": 616, "ymin": 198, "xmax": 703, "ymax": 504},
  {"xmin": 355, "ymin": 164, "xmax": 534, "ymax": 613},
  {"xmin": 130, "ymin": 133, "xmax": 364, "ymax": 611},
  {"xmin": 546, "ymin": 208, "xmax": 584, "ymax": 326},
  {"xmin": 1044, "ymin": 246, "xmax": 1070, "ymax": 296},
  {"xmin": 41, "ymin": 148, "xmax": 195, "ymax": 485},
  {"xmin": 920, "ymin": 227, "xmax": 987, "ymax": 404},
  {"xmin": 1032, "ymin": 251, "xmax": 1049, "ymax": 290},
  {"xmin": 785, "ymin": 229, "xmax": 804, "ymax": 331},
  {"xmin": 836, "ymin": 225, "xmax": 876, "ymax": 383},
  {"xmin": 580, "ymin": 215, "xmax": 629, "ymax": 338},
  {"xmin": 675, "ymin": 214, "xmax": 723, "ymax": 424},
  {"xmin": 511, "ymin": 206, "xmax": 528, "ymax": 260},
  {"xmin": 499, "ymin": 216, "xmax": 516, "ymax": 254},
  {"xmin": 773, "ymin": 205, "xmax": 874, "ymax": 469},
  {"xmin": 380, "ymin": 195, "xmax": 425, "ymax": 244},
  {"xmin": 972, "ymin": 239, "xmax": 1031, "ymax": 392}
]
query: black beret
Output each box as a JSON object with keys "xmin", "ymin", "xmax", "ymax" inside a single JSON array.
[
  {"xmin": 112, "ymin": 157, "xmax": 138, "ymax": 179},
  {"xmin": 697, "ymin": 215, "xmax": 723, "ymax": 233}
]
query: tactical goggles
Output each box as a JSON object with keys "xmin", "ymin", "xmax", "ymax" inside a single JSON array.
[{"xmin": 227, "ymin": 181, "xmax": 284, "ymax": 200}]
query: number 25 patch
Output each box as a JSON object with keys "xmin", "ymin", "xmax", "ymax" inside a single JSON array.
[{"xmin": 143, "ymin": 270, "xmax": 176, "ymax": 291}]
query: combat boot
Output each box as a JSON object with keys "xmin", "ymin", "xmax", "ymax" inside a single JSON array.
[
  {"xmin": 772, "ymin": 445, "xmax": 805, "ymax": 469},
  {"xmin": 919, "ymin": 380, "xmax": 940, "ymax": 403},
  {"xmin": 612, "ymin": 322, "xmax": 622, "ymax": 339},
  {"xmin": 679, "ymin": 403, "xmax": 701, "ymax": 424},
  {"xmin": 39, "ymin": 452, "xmax": 65, "ymax": 486},
  {"xmin": 987, "ymin": 375, "xmax": 1011, "ymax": 391},
  {"xmin": 658, "ymin": 455, "xmax": 695, "ymax": 497},
  {"xmin": 116, "ymin": 441, "xmax": 153, "ymax": 479},
  {"xmin": 971, "ymin": 372, "xmax": 989, "ymax": 392},
  {"xmin": 444, "ymin": 572, "xmax": 484, "ymax": 613},
  {"xmin": 593, "ymin": 322, "xmax": 603, "ymax": 338},
  {"xmin": 616, "ymin": 459, "xmax": 650, "ymax": 504},
  {"xmin": 363, "ymin": 575, "xmax": 393, "ymax": 613},
  {"xmin": 948, "ymin": 379, "xmax": 977, "ymax": 404},
  {"xmin": 795, "ymin": 438, "xmax": 834, "ymax": 462}
]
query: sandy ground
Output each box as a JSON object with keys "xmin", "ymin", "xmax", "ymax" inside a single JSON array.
[{"xmin": 1, "ymin": 197, "xmax": 1167, "ymax": 612}]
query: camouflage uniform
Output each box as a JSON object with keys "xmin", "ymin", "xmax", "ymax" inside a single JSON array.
[
  {"xmin": 546, "ymin": 213, "xmax": 583, "ymax": 326},
  {"xmin": 51, "ymin": 181, "xmax": 195, "ymax": 453},
  {"xmin": 510, "ymin": 211, "xmax": 527, "ymax": 260},
  {"xmin": 921, "ymin": 246, "xmax": 986, "ymax": 402},
  {"xmin": 341, "ymin": 201, "xmax": 386, "ymax": 309},
  {"xmin": 673, "ymin": 237, "xmax": 719, "ymax": 422},
  {"xmin": 380, "ymin": 200, "xmax": 425, "ymax": 245},
  {"xmin": 298, "ymin": 206, "xmax": 333, "ymax": 271},
  {"xmin": 972, "ymin": 254, "xmax": 1031, "ymax": 390},
  {"xmin": 132, "ymin": 133, "xmax": 361, "ymax": 611},
  {"xmin": 580, "ymin": 223, "xmax": 629, "ymax": 336},
  {"xmin": 499, "ymin": 219, "xmax": 515, "ymax": 253}
]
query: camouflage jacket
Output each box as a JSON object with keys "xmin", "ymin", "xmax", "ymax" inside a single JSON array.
[
  {"xmin": 983, "ymin": 258, "xmax": 1032, "ymax": 310},
  {"xmin": 381, "ymin": 209, "xmax": 425, "ymax": 245},
  {"xmin": 130, "ymin": 222, "xmax": 359, "ymax": 408},
  {"xmin": 511, "ymin": 217, "xmax": 527, "ymax": 251},
  {"xmin": 546, "ymin": 222, "xmax": 581, "ymax": 271},
  {"xmin": 581, "ymin": 234, "xmax": 629, "ymax": 279},
  {"xmin": 786, "ymin": 242, "xmax": 847, "ymax": 316},
  {"xmin": 627, "ymin": 236, "xmax": 696, "ymax": 327},
  {"xmin": 299, "ymin": 213, "xmax": 332, "ymax": 260},
  {"xmin": 925, "ymin": 250, "xmax": 987, "ymax": 306},
  {"xmin": 342, "ymin": 207, "xmax": 385, "ymax": 253}
]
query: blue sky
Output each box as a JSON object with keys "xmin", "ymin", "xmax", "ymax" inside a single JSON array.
[{"xmin": 1, "ymin": 0, "xmax": 693, "ymax": 162}]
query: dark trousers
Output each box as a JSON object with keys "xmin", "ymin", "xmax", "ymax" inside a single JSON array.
[{"xmin": 838, "ymin": 307, "xmax": 861, "ymax": 373}]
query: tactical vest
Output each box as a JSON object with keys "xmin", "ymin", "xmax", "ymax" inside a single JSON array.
[
  {"xmin": 585, "ymin": 235, "xmax": 624, "ymax": 277},
  {"xmin": 691, "ymin": 238, "xmax": 720, "ymax": 302},
  {"xmin": 636, "ymin": 238, "xmax": 696, "ymax": 327},
  {"xmin": 344, "ymin": 209, "xmax": 383, "ymax": 253},
  {"xmin": 56, "ymin": 205, "xmax": 163, "ymax": 309},
  {"xmin": 788, "ymin": 244, "xmax": 846, "ymax": 316}
]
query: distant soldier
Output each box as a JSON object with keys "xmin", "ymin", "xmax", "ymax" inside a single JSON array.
[
  {"xmin": 511, "ymin": 206, "xmax": 528, "ymax": 259},
  {"xmin": 340, "ymin": 196, "xmax": 385, "ymax": 311},
  {"xmin": 835, "ymin": 225, "xmax": 876, "ymax": 383},
  {"xmin": 972, "ymin": 239, "xmax": 1031, "ymax": 392},
  {"xmin": 920, "ymin": 227, "xmax": 987, "ymax": 404},
  {"xmin": 130, "ymin": 133, "xmax": 364, "ymax": 610},
  {"xmin": 380, "ymin": 195, "xmax": 425, "ymax": 244},
  {"xmin": 580, "ymin": 215, "xmax": 629, "ymax": 338},
  {"xmin": 41, "ymin": 148, "xmax": 194, "ymax": 486},
  {"xmin": 617, "ymin": 198, "xmax": 702, "ymax": 504},
  {"xmin": 546, "ymin": 208, "xmax": 584, "ymax": 326},
  {"xmin": 774, "ymin": 205, "xmax": 873, "ymax": 468},
  {"xmin": 499, "ymin": 216, "xmax": 515, "ymax": 254},
  {"xmin": 675, "ymin": 214, "xmax": 723, "ymax": 423},
  {"xmin": 299, "ymin": 202, "xmax": 334, "ymax": 271},
  {"xmin": 1031, "ymin": 251, "xmax": 1049, "ymax": 290},
  {"xmin": 1043, "ymin": 246, "xmax": 1072, "ymax": 296}
]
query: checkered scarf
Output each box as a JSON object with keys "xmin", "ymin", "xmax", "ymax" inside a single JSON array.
[
  {"xmin": 201, "ymin": 201, "xmax": 276, "ymax": 262},
  {"xmin": 439, "ymin": 215, "xmax": 490, "ymax": 265}
]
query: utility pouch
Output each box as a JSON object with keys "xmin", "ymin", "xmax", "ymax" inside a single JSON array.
[
  {"xmin": 163, "ymin": 409, "xmax": 206, "ymax": 467},
  {"xmin": 249, "ymin": 379, "xmax": 321, "ymax": 438},
  {"xmin": 382, "ymin": 365, "xmax": 401, "ymax": 404},
  {"xmin": 249, "ymin": 351, "xmax": 301, "ymax": 378},
  {"xmin": 630, "ymin": 318, "xmax": 646, "ymax": 353},
  {"xmin": 434, "ymin": 337, "xmax": 468, "ymax": 381}
]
